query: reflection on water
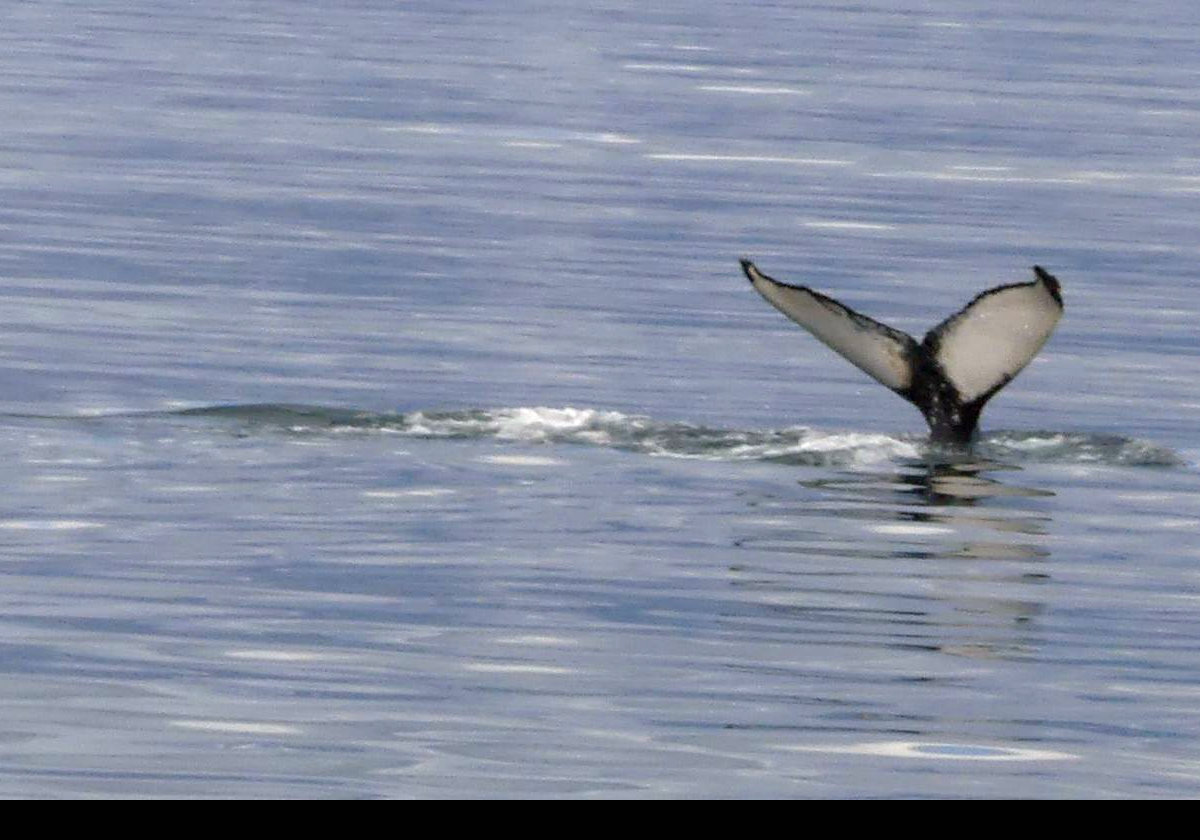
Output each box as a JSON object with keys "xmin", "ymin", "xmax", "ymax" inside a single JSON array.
[
  {"xmin": 761, "ymin": 456, "xmax": 1054, "ymax": 553},
  {"xmin": 732, "ymin": 457, "xmax": 1055, "ymax": 660}
]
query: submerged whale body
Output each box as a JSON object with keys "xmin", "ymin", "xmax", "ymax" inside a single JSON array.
[{"xmin": 740, "ymin": 259, "xmax": 1063, "ymax": 444}]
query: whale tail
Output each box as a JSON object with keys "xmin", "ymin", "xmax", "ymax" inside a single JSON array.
[{"xmin": 740, "ymin": 259, "xmax": 1063, "ymax": 442}]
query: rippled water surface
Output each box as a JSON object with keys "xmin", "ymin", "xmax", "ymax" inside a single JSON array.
[{"xmin": 1, "ymin": 1, "xmax": 1199, "ymax": 798}]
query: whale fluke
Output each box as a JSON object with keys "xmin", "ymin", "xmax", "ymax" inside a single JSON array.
[{"xmin": 740, "ymin": 258, "xmax": 1063, "ymax": 444}]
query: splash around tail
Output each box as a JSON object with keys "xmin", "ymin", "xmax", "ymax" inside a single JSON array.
[{"xmin": 162, "ymin": 404, "xmax": 1179, "ymax": 468}]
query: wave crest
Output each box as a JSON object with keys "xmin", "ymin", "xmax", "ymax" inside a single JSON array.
[{"xmin": 172, "ymin": 404, "xmax": 1181, "ymax": 468}]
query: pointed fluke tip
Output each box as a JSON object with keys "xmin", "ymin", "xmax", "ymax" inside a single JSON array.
[
  {"xmin": 1031, "ymin": 265, "xmax": 1063, "ymax": 307},
  {"xmin": 739, "ymin": 258, "xmax": 757, "ymax": 282}
]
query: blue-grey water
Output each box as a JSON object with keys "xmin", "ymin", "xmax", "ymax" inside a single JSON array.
[{"xmin": 1, "ymin": 1, "xmax": 1198, "ymax": 798}]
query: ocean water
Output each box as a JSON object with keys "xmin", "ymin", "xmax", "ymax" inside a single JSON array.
[{"xmin": 0, "ymin": 0, "xmax": 1198, "ymax": 798}]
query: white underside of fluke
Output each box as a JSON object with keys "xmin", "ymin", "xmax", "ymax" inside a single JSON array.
[
  {"xmin": 742, "ymin": 260, "xmax": 915, "ymax": 392},
  {"xmin": 927, "ymin": 278, "xmax": 1062, "ymax": 402},
  {"xmin": 741, "ymin": 259, "xmax": 1063, "ymax": 414}
]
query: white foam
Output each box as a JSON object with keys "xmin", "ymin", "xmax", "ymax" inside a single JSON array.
[
  {"xmin": 795, "ymin": 432, "xmax": 920, "ymax": 459},
  {"xmin": 403, "ymin": 406, "xmax": 631, "ymax": 444},
  {"xmin": 401, "ymin": 407, "xmax": 920, "ymax": 467},
  {"xmin": 491, "ymin": 406, "xmax": 627, "ymax": 442},
  {"xmin": 391, "ymin": 406, "xmax": 1169, "ymax": 468},
  {"xmin": 719, "ymin": 431, "xmax": 920, "ymax": 467},
  {"xmin": 999, "ymin": 433, "xmax": 1070, "ymax": 451}
]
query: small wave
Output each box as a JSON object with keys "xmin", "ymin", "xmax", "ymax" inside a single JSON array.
[
  {"xmin": 406, "ymin": 406, "xmax": 921, "ymax": 466},
  {"xmin": 166, "ymin": 404, "xmax": 1182, "ymax": 468},
  {"xmin": 978, "ymin": 430, "xmax": 1182, "ymax": 467}
]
